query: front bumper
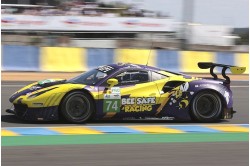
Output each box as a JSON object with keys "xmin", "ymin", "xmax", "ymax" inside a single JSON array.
[{"xmin": 6, "ymin": 104, "xmax": 59, "ymax": 121}]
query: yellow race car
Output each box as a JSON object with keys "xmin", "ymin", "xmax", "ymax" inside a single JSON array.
[{"xmin": 6, "ymin": 62, "xmax": 245, "ymax": 123}]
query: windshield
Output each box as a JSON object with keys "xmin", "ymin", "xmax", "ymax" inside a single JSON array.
[{"xmin": 67, "ymin": 69, "xmax": 108, "ymax": 85}]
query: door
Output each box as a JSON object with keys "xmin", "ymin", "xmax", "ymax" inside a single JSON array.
[{"xmin": 98, "ymin": 69, "xmax": 161, "ymax": 119}]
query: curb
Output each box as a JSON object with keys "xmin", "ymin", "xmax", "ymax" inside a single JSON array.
[{"xmin": 2, "ymin": 124, "xmax": 249, "ymax": 136}]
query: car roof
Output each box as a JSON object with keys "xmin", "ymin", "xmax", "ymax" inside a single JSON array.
[
  {"xmin": 108, "ymin": 63, "xmax": 161, "ymax": 71},
  {"xmin": 106, "ymin": 63, "xmax": 184, "ymax": 76}
]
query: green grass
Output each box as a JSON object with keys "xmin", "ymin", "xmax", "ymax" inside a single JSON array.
[{"xmin": 2, "ymin": 133, "xmax": 248, "ymax": 146}]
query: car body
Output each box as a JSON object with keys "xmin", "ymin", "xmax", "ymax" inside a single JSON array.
[{"xmin": 7, "ymin": 62, "xmax": 246, "ymax": 123}]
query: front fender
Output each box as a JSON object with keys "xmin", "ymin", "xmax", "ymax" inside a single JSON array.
[{"xmin": 12, "ymin": 83, "xmax": 89, "ymax": 108}]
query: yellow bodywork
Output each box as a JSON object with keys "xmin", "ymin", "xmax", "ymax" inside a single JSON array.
[
  {"xmin": 12, "ymin": 80, "xmax": 90, "ymax": 108},
  {"xmin": 230, "ymin": 67, "xmax": 246, "ymax": 74},
  {"xmin": 12, "ymin": 72, "xmax": 198, "ymax": 111},
  {"xmin": 96, "ymin": 73, "xmax": 198, "ymax": 116}
]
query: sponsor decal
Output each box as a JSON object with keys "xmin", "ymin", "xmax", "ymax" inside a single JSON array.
[
  {"xmin": 2, "ymin": 17, "xmax": 45, "ymax": 25},
  {"xmin": 2, "ymin": 15, "xmax": 174, "ymax": 31},
  {"xmin": 168, "ymin": 83, "xmax": 190, "ymax": 109},
  {"xmin": 145, "ymin": 116, "xmax": 174, "ymax": 120},
  {"xmin": 122, "ymin": 20, "xmax": 164, "ymax": 27},
  {"xmin": 97, "ymin": 65, "xmax": 114, "ymax": 73},
  {"xmin": 15, "ymin": 20, "xmax": 45, "ymax": 25},
  {"xmin": 104, "ymin": 94, "xmax": 120, "ymax": 99},
  {"xmin": 124, "ymin": 105, "xmax": 152, "ymax": 112},
  {"xmin": 63, "ymin": 19, "xmax": 108, "ymax": 26},
  {"xmin": 2, "ymin": 17, "xmax": 16, "ymax": 24},
  {"xmin": 179, "ymin": 98, "xmax": 189, "ymax": 108},
  {"xmin": 103, "ymin": 94, "xmax": 121, "ymax": 113},
  {"xmin": 180, "ymin": 82, "xmax": 189, "ymax": 92},
  {"xmin": 121, "ymin": 97, "xmax": 156, "ymax": 112},
  {"xmin": 194, "ymin": 84, "xmax": 210, "ymax": 88},
  {"xmin": 111, "ymin": 87, "xmax": 120, "ymax": 94}
]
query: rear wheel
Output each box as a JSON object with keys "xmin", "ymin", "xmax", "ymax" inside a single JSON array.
[
  {"xmin": 191, "ymin": 91, "xmax": 222, "ymax": 122},
  {"xmin": 60, "ymin": 91, "xmax": 94, "ymax": 123}
]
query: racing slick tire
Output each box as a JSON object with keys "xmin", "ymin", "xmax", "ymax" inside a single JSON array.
[
  {"xmin": 60, "ymin": 91, "xmax": 95, "ymax": 123},
  {"xmin": 191, "ymin": 91, "xmax": 222, "ymax": 122}
]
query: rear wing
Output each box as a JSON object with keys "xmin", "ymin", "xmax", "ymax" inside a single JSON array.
[{"xmin": 198, "ymin": 62, "xmax": 246, "ymax": 83}]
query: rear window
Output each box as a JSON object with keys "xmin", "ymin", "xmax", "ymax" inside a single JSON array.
[{"xmin": 151, "ymin": 71, "xmax": 168, "ymax": 81}]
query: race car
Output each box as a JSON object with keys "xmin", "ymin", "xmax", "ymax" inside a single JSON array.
[{"xmin": 6, "ymin": 62, "xmax": 246, "ymax": 123}]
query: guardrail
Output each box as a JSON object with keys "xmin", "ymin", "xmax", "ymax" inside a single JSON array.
[{"xmin": 2, "ymin": 45, "xmax": 249, "ymax": 73}]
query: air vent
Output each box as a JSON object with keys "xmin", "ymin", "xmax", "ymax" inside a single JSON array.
[{"xmin": 162, "ymin": 81, "xmax": 185, "ymax": 93}]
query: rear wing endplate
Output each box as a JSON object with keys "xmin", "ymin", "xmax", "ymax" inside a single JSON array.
[{"xmin": 198, "ymin": 62, "xmax": 246, "ymax": 83}]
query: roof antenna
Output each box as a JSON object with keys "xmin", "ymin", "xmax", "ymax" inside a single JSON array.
[{"xmin": 146, "ymin": 33, "xmax": 154, "ymax": 66}]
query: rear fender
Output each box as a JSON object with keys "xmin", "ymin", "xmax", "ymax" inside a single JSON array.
[
  {"xmin": 158, "ymin": 80, "xmax": 231, "ymax": 120},
  {"xmin": 188, "ymin": 80, "xmax": 232, "ymax": 109}
]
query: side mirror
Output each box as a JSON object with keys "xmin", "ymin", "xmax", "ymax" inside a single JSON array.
[{"xmin": 107, "ymin": 78, "xmax": 118, "ymax": 87}]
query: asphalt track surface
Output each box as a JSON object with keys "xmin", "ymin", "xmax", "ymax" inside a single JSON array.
[
  {"xmin": 2, "ymin": 142, "xmax": 248, "ymax": 166},
  {"xmin": 1, "ymin": 81, "xmax": 249, "ymax": 166},
  {"xmin": 1, "ymin": 81, "xmax": 249, "ymax": 127}
]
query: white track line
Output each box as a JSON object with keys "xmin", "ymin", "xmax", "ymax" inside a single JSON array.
[
  {"xmin": 2, "ymin": 85, "xmax": 26, "ymax": 87},
  {"xmin": 231, "ymin": 86, "xmax": 249, "ymax": 88}
]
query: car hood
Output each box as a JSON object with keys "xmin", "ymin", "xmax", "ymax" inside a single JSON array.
[{"xmin": 9, "ymin": 78, "xmax": 67, "ymax": 103}]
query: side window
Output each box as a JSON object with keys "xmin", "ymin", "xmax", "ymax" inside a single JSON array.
[
  {"xmin": 151, "ymin": 71, "xmax": 168, "ymax": 81},
  {"xmin": 96, "ymin": 71, "xmax": 107, "ymax": 80},
  {"xmin": 115, "ymin": 70, "xmax": 149, "ymax": 86}
]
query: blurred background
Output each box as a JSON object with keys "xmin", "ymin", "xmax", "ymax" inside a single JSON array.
[{"xmin": 1, "ymin": 0, "xmax": 249, "ymax": 74}]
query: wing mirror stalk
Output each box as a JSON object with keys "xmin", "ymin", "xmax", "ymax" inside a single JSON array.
[{"xmin": 106, "ymin": 78, "xmax": 118, "ymax": 88}]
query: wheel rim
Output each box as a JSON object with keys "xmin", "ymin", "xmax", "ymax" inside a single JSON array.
[
  {"xmin": 195, "ymin": 93, "xmax": 221, "ymax": 119},
  {"xmin": 66, "ymin": 95, "xmax": 90, "ymax": 119}
]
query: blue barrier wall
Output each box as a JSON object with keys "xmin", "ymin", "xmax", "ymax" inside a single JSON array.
[
  {"xmin": 216, "ymin": 52, "xmax": 235, "ymax": 65},
  {"xmin": 1, "ymin": 45, "xmax": 248, "ymax": 73},
  {"xmin": 156, "ymin": 50, "xmax": 180, "ymax": 72},
  {"xmin": 87, "ymin": 48, "xmax": 114, "ymax": 69},
  {"xmin": 215, "ymin": 52, "xmax": 235, "ymax": 73},
  {"xmin": 2, "ymin": 45, "xmax": 39, "ymax": 71}
]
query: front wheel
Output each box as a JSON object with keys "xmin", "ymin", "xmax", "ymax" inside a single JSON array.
[
  {"xmin": 60, "ymin": 91, "xmax": 94, "ymax": 123},
  {"xmin": 191, "ymin": 91, "xmax": 222, "ymax": 122}
]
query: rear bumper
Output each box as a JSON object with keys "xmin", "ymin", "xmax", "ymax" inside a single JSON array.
[
  {"xmin": 222, "ymin": 107, "xmax": 235, "ymax": 119},
  {"xmin": 6, "ymin": 104, "xmax": 59, "ymax": 121}
]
